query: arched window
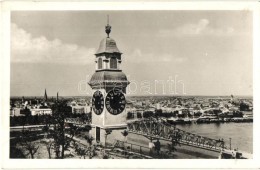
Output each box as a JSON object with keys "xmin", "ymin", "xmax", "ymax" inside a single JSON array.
[
  {"xmin": 110, "ymin": 58, "xmax": 117, "ymax": 69},
  {"xmin": 98, "ymin": 58, "xmax": 102, "ymax": 69}
]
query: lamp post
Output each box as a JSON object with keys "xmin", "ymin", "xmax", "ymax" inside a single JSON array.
[
  {"xmin": 121, "ymin": 130, "xmax": 128, "ymax": 157},
  {"xmin": 229, "ymin": 138, "xmax": 232, "ymax": 150}
]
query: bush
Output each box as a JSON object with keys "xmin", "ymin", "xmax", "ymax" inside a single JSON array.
[
  {"xmin": 10, "ymin": 114, "xmax": 54, "ymax": 126},
  {"xmin": 240, "ymin": 102, "xmax": 249, "ymax": 111},
  {"xmin": 233, "ymin": 111, "xmax": 243, "ymax": 118}
]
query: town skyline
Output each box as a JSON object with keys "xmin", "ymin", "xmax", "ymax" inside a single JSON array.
[{"xmin": 11, "ymin": 11, "xmax": 252, "ymax": 96}]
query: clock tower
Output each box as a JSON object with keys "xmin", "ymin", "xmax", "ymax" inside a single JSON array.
[{"xmin": 88, "ymin": 19, "xmax": 130, "ymax": 145}]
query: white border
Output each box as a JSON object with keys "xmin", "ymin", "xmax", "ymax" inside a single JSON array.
[{"xmin": 1, "ymin": 1, "xmax": 260, "ymax": 169}]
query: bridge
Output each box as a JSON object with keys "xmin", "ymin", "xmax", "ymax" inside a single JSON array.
[{"xmin": 127, "ymin": 117, "xmax": 226, "ymax": 153}]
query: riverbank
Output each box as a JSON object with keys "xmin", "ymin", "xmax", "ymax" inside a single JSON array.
[{"xmin": 165, "ymin": 117, "xmax": 253, "ymax": 125}]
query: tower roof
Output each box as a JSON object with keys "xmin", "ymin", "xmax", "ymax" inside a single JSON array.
[
  {"xmin": 88, "ymin": 71, "xmax": 129, "ymax": 88},
  {"xmin": 95, "ymin": 37, "xmax": 122, "ymax": 55}
]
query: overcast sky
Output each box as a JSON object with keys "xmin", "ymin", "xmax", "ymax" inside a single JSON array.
[{"xmin": 11, "ymin": 11, "xmax": 252, "ymax": 96}]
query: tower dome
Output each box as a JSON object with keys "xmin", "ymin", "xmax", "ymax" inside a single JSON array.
[
  {"xmin": 89, "ymin": 17, "xmax": 129, "ymax": 92},
  {"xmin": 95, "ymin": 37, "xmax": 122, "ymax": 55}
]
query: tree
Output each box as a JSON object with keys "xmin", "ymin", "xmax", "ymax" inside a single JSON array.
[
  {"xmin": 240, "ymin": 102, "xmax": 249, "ymax": 111},
  {"xmin": 73, "ymin": 143, "xmax": 88, "ymax": 159},
  {"xmin": 88, "ymin": 144, "xmax": 97, "ymax": 159},
  {"xmin": 22, "ymin": 141, "xmax": 39, "ymax": 159},
  {"xmin": 41, "ymin": 125, "xmax": 53, "ymax": 158},
  {"xmin": 21, "ymin": 107, "xmax": 31, "ymax": 117},
  {"xmin": 41, "ymin": 138, "xmax": 54, "ymax": 159},
  {"xmin": 42, "ymin": 101, "xmax": 85, "ymax": 159},
  {"xmin": 50, "ymin": 101, "xmax": 72, "ymax": 159},
  {"xmin": 20, "ymin": 129, "xmax": 39, "ymax": 159},
  {"xmin": 84, "ymin": 134, "xmax": 94, "ymax": 146},
  {"xmin": 121, "ymin": 130, "xmax": 128, "ymax": 142}
]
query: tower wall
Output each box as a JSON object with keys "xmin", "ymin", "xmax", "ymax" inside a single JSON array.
[
  {"xmin": 91, "ymin": 88, "xmax": 128, "ymax": 145},
  {"xmin": 89, "ymin": 23, "xmax": 129, "ymax": 146},
  {"xmin": 104, "ymin": 107, "xmax": 127, "ymax": 126}
]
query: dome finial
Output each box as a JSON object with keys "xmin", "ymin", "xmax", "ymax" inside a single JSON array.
[{"xmin": 105, "ymin": 15, "xmax": 111, "ymax": 38}]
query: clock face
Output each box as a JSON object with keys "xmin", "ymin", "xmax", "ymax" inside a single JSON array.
[
  {"xmin": 105, "ymin": 90, "xmax": 126, "ymax": 115},
  {"xmin": 92, "ymin": 90, "xmax": 104, "ymax": 115}
]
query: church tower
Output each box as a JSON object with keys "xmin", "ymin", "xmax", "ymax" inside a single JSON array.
[
  {"xmin": 88, "ymin": 17, "xmax": 130, "ymax": 145},
  {"xmin": 44, "ymin": 89, "xmax": 48, "ymax": 102}
]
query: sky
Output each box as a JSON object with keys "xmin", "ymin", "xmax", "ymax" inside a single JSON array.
[{"xmin": 11, "ymin": 11, "xmax": 253, "ymax": 96}]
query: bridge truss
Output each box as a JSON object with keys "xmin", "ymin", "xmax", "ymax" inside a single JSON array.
[{"xmin": 127, "ymin": 117, "xmax": 226, "ymax": 152}]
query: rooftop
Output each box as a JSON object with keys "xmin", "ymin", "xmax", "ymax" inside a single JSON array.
[{"xmin": 95, "ymin": 37, "xmax": 122, "ymax": 55}]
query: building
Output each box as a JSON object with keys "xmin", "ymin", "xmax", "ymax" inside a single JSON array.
[
  {"xmin": 72, "ymin": 105, "xmax": 91, "ymax": 114},
  {"xmin": 31, "ymin": 108, "xmax": 52, "ymax": 116},
  {"xmin": 10, "ymin": 108, "xmax": 22, "ymax": 117}
]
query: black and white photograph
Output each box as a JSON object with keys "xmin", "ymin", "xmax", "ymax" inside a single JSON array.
[{"xmin": 1, "ymin": 1, "xmax": 260, "ymax": 169}]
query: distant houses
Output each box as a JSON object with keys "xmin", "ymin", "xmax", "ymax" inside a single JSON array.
[
  {"xmin": 125, "ymin": 96, "xmax": 253, "ymax": 120},
  {"xmin": 10, "ymin": 89, "xmax": 89, "ymax": 117},
  {"xmin": 10, "ymin": 92, "xmax": 252, "ymax": 122}
]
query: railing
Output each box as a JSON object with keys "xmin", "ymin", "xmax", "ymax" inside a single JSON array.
[
  {"xmin": 111, "ymin": 140, "xmax": 154, "ymax": 158},
  {"xmin": 127, "ymin": 117, "xmax": 226, "ymax": 152}
]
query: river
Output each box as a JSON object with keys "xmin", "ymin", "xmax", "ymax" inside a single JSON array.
[{"xmin": 176, "ymin": 122, "xmax": 253, "ymax": 153}]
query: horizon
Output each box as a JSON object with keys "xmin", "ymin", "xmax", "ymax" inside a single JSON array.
[{"xmin": 10, "ymin": 94, "xmax": 253, "ymax": 98}]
